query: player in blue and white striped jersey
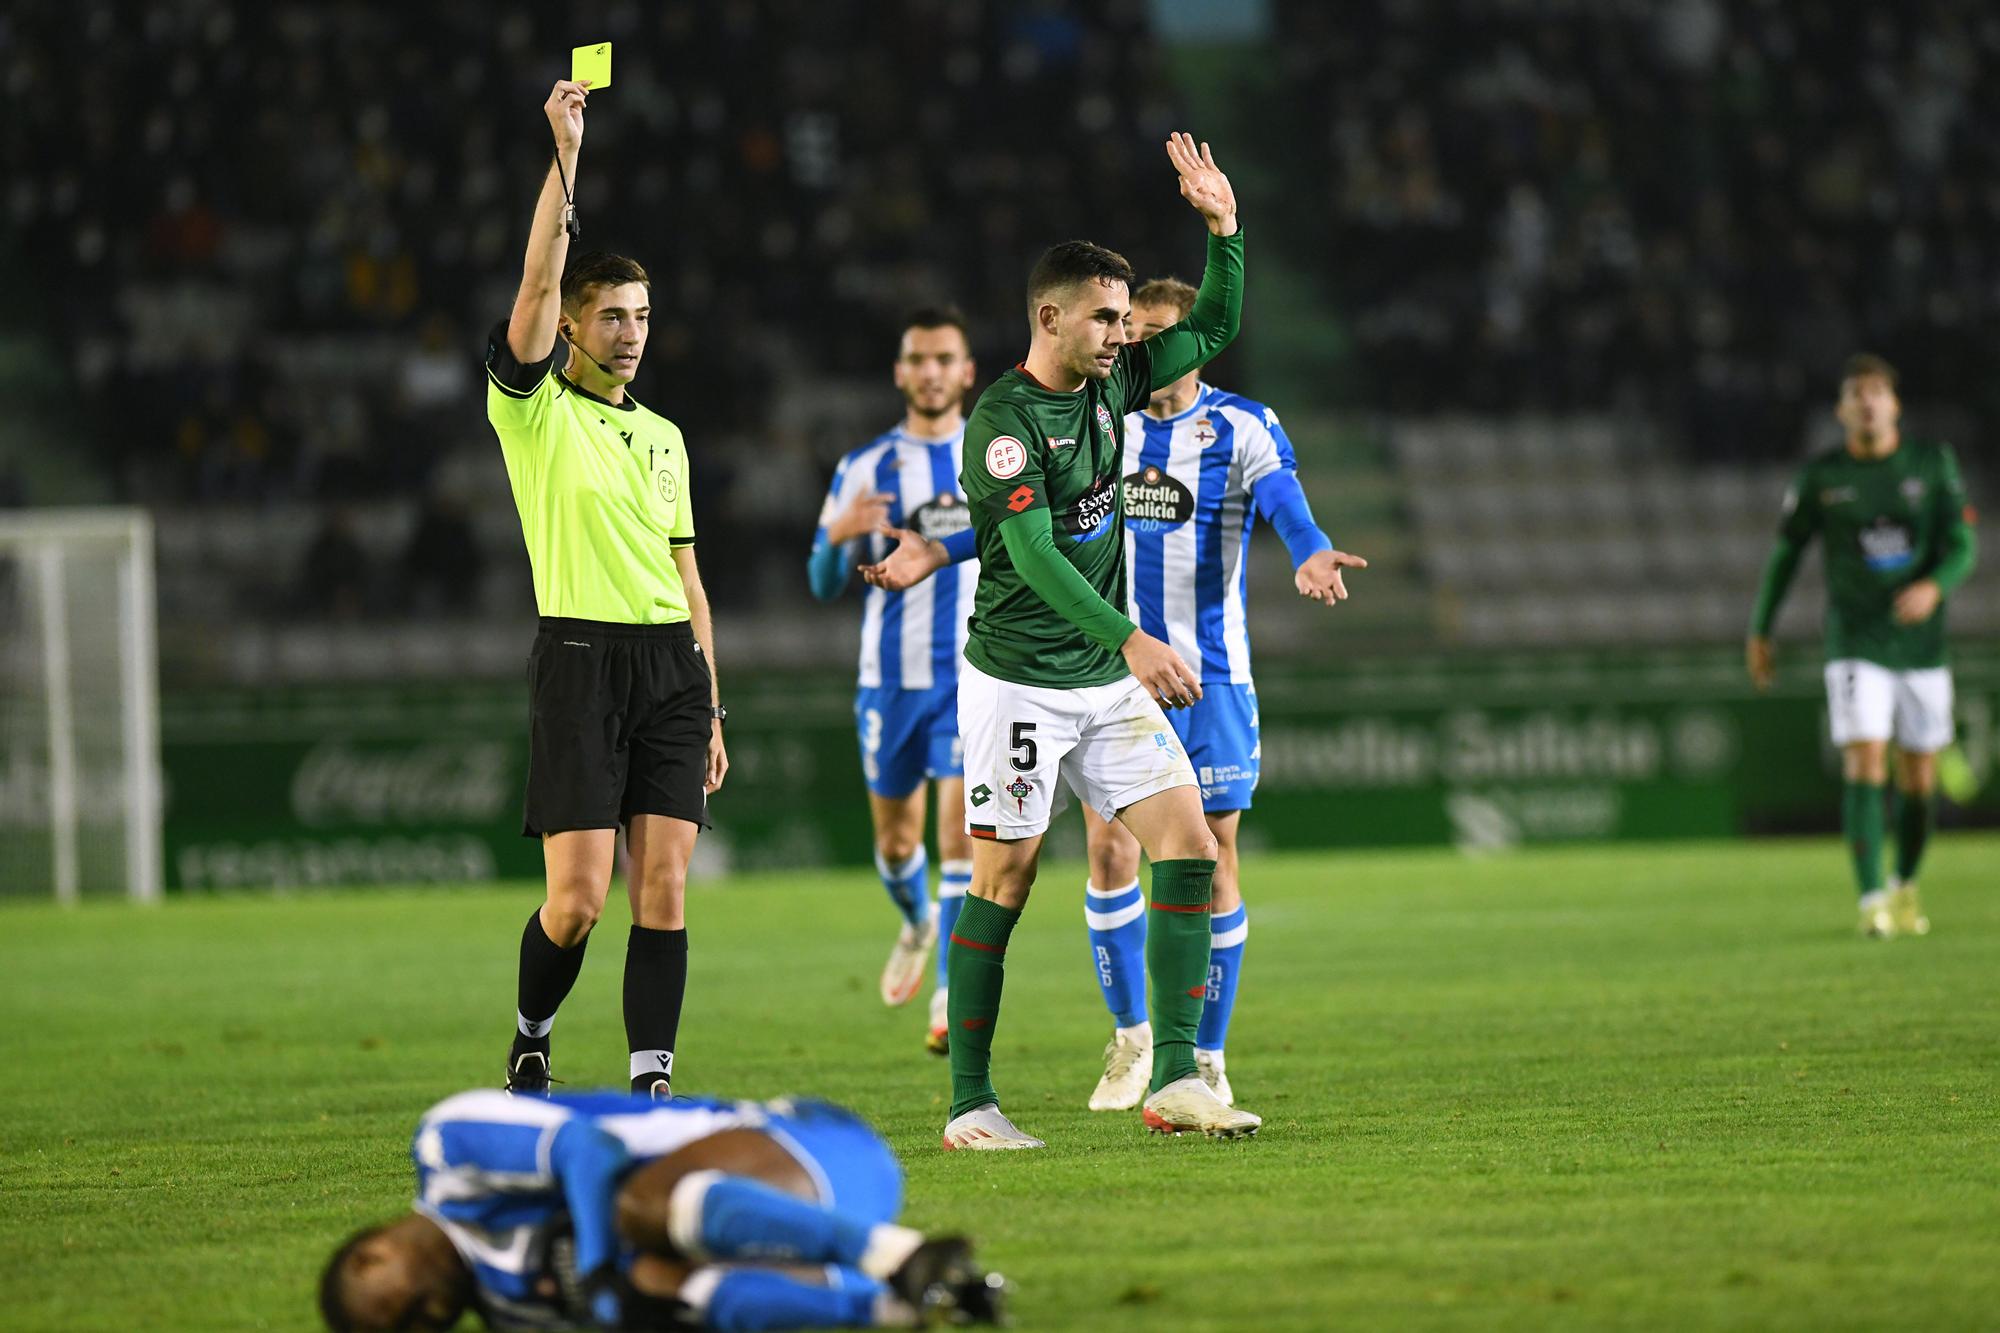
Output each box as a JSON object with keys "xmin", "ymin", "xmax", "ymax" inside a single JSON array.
[
  {"xmin": 808, "ymin": 310, "xmax": 980, "ymax": 1050},
  {"xmin": 1081, "ymin": 277, "xmax": 1368, "ymax": 1114},
  {"xmin": 317, "ymin": 1089, "xmax": 1002, "ymax": 1331}
]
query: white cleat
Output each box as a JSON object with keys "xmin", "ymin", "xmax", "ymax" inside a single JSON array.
[
  {"xmin": 925, "ymin": 988, "xmax": 950, "ymax": 1056},
  {"xmin": 880, "ymin": 913, "xmax": 937, "ymax": 1007},
  {"xmin": 1858, "ymin": 890, "xmax": 1896, "ymax": 940},
  {"xmin": 1889, "ymin": 880, "xmax": 1931, "ymax": 936},
  {"xmin": 1087, "ymin": 1026, "xmax": 1152, "ymax": 1111},
  {"xmin": 1142, "ymin": 1075, "xmax": 1261, "ymax": 1139},
  {"xmin": 941, "ymin": 1103, "xmax": 1045, "ymax": 1151},
  {"xmin": 1196, "ymin": 1049, "xmax": 1234, "ymax": 1107}
]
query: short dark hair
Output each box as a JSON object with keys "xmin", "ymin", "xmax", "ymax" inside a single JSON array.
[
  {"xmin": 1131, "ymin": 276, "xmax": 1198, "ymax": 323},
  {"xmin": 561, "ymin": 251, "xmax": 650, "ymax": 312},
  {"xmin": 1027, "ymin": 240, "xmax": 1135, "ymax": 318},
  {"xmin": 318, "ymin": 1226, "xmax": 379, "ymax": 1332},
  {"xmin": 902, "ymin": 305, "xmax": 969, "ymax": 340},
  {"xmin": 1841, "ymin": 353, "xmax": 1898, "ymax": 390}
]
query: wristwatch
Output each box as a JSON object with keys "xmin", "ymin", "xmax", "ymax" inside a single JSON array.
[{"xmin": 710, "ymin": 705, "xmax": 728, "ymax": 725}]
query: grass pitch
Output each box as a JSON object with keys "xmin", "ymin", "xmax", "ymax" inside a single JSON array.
[{"xmin": 4, "ymin": 835, "xmax": 1998, "ymax": 1331}]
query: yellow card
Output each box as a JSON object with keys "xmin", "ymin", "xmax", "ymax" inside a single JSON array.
[{"xmin": 571, "ymin": 42, "xmax": 611, "ymax": 89}]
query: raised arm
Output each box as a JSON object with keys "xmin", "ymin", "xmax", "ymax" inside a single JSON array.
[
  {"xmin": 507, "ymin": 81, "xmax": 589, "ymax": 366},
  {"xmin": 1141, "ymin": 135, "xmax": 1244, "ymax": 395}
]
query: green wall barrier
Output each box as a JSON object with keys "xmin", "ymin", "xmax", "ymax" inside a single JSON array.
[{"xmin": 160, "ymin": 647, "xmax": 2000, "ymax": 889}]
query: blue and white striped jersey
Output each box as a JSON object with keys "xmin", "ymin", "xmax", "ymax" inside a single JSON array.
[
  {"xmin": 410, "ymin": 1090, "xmax": 760, "ymax": 1330},
  {"xmin": 813, "ymin": 426, "xmax": 976, "ymax": 690},
  {"xmin": 1121, "ymin": 383, "xmax": 1298, "ymax": 686}
]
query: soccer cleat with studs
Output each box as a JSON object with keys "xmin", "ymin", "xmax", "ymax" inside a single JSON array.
[
  {"xmin": 1888, "ymin": 880, "xmax": 1931, "ymax": 936},
  {"xmin": 887, "ymin": 1236, "xmax": 1009, "ymax": 1326},
  {"xmin": 1857, "ymin": 890, "xmax": 1896, "ymax": 939},
  {"xmin": 505, "ymin": 1047, "xmax": 552, "ymax": 1096},
  {"xmin": 1141, "ymin": 1074, "xmax": 1261, "ymax": 1138},
  {"xmin": 881, "ymin": 913, "xmax": 938, "ymax": 1008},
  {"xmin": 941, "ymin": 1103, "xmax": 1045, "ymax": 1151},
  {"xmin": 1087, "ymin": 1028, "xmax": 1151, "ymax": 1111},
  {"xmin": 1196, "ymin": 1049, "xmax": 1235, "ymax": 1107}
]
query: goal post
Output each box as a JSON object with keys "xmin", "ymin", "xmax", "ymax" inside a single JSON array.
[{"xmin": 0, "ymin": 508, "xmax": 162, "ymax": 904}]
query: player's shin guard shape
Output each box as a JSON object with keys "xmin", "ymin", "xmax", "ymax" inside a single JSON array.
[
  {"xmin": 936, "ymin": 860, "xmax": 971, "ymax": 988},
  {"xmin": 1894, "ymin": 789, "xmax": 1934, "ymax": 882},
  {"xmin": 1084, "ymin": 878, "xmax": 1147, "ymax": 1027},
  {"xmin": 625, "ymin": 926, "xmax": 688, "ymax": 1088},
  {"xmin": 1843, "ymin": 782, "xmax": 1886, "ymax": 896},
  {"xmin": 946, "ymin": 895, "xmax": 1019, "ymax": 1119},
  {"xmin": 1196, "ymin": 904, "xmax": 1247, "ymax": 1052},
  {"xmin": 875, "ymin": 847, "xmax": 931, "ymax": 929},
  {"xmin": 1147, "ymin": 858, "xmax": 1215, "ymax": 1092},
  {"xmin": 682, "ymin": 1264, "xmax": 883, "ymax": 1333},
  {"xmin": 517, "ymin": 908, "xmax": 588, "ymax": 1039}
]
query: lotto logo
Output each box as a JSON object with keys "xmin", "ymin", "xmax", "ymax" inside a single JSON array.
[
  {"xmin": 1007, "ymin": 485, "xmax": 1036, "ymax": 512},
  {"xmin": 970, "ymin": 784, "xmax": 993, "ymax": 807}
]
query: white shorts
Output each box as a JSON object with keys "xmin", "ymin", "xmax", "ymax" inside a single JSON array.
[
  {"xmin": 958, "ymin": 659, "xmax": 1197, "ymax": 841},
  {"xmin": 1823, "ymin": 659, "xmax": 1955, "ymax": 752}
]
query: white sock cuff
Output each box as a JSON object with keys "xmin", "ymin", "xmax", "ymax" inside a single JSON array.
[
  {"xmin": 1211, "ymin": 910, "xmax": 1248, "ymax": 950},
  {"xmin": 517, "ymin": 1011, "xmax": 553, "ymax": 1040},
  {"xmin": 630, "ymin": 1049, "xmax": 675, "ymax": 1081},
  {"xmin": 875, "ymin": 848, "xmax": 928, "ymax": 882},
  {"xmin": 678, "ymin": 1264, "xmax": 726, "ymax": 1314},
  {"xmin": 857, "ymin": 1222, "xmax": 925, "ymax": 1280},
  {"xmin": 940, "ymin": 858, "xmax": 973, "ymax": 880},
  {"xmin": 1085, "ymin": 877, "xmax": 1142, "ymax": 899},
  {"xmin": 667, "ymin": 1169, "xmax": 726, "ymax": 1260}
]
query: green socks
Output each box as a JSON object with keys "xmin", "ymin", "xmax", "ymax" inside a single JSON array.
[
  {"xmin": 1146, "ymin": 858, "xmax": 1216, "ymax": 1092},
  {"xmin": 946, "ymin": 894, "xmax": 1020, "ymax": 1120},
  {"xmin": 1843, "ymin": 781, "xmax": 1886, "ymax": 897},
  {"xmin": 1894, "ymin": 789, "xmax": 1934, "ymax": 883}
]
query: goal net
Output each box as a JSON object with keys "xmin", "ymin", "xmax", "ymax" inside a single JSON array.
[{"xmin": 0, "ymin": 509, "xmax": 162, "ymax": 903}]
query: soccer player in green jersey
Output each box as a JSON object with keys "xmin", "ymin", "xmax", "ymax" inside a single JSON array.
[
  {"xmin": 867, "ymin": 134, "xmax": 1260, "ymax": 1147},
  {"xmin": 484, "ymin": 80, "xmax": 729, "ymax": 1098},
  {"xmin": 1748, "ymin": 354, "xmax": 1978, "ymax": 937}
]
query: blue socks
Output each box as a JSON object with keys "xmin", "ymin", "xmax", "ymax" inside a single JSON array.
[
  {"xmin": 875, "ymin": 847, "xmax": 930, "ymax": 929},
  {"xmin": 1085, "ymin": 877, "xmax": 1148, "ymax": 1028},
  {"xmin": 693, "ymin": 1266, "xmax": 884, "ymax": 1331},
  {"xmin": 1196, "ymin": 905, "xmax": 1247, "ymax": 1052},
  {"xmin": 683, "ymin": 1174, "xmax": 870, "ymax": 1268},
  {"xmin": 936, "ymin": 859, "xmax": 970, "ymax": 988}
]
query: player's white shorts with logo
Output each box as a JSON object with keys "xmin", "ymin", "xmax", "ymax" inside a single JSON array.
[
  {"xmin": 959, "ymin": 659, "xmax": 1197, "ymax": 840},
  {"xmin": 1823, "ymin": 659, "xmax": 1955, "ymax": 751}
]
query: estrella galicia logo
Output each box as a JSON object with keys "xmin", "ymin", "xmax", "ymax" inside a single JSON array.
[
  {"xmin": 1061, "ymin": 475, "xmax": 1118, "ymax": 543},
  {"xmin": 907, "ymin": 492, "xmax": 972, "ymax": 543},
  {"xmin": 1124, "ymin": 465, "xmax": 1194, "ymax": 533},
  {"xmin": 970, "ymin": 783, "xmax": 993, "ymax": 807},
  {"xmin": 1859, "ymin": 517, "xmax": 1914, "ymax": 571}
]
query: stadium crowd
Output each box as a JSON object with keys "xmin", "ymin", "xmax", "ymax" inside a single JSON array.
[{"xmin": 1277, "ymin": 0, "xmax": 2000, "ymax": 459}]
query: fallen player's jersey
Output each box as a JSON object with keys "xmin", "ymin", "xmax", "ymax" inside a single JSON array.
[{"xmin": 412, "ymin": 1090, "xmax": 764, "ymax": 1330}]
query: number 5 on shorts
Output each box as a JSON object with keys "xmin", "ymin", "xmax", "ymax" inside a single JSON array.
[{"xmin": 1010, "ymin": 722, "xmax": 1038, "ymax": 772}]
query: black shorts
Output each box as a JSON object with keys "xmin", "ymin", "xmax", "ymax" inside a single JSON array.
[{"xmin": 523, "ymin": 617, "xmax": 713, "ymax": 837}]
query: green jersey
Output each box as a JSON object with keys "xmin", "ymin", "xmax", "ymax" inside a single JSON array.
[
  {"xmin": 960, "ymin": 230, "xmax": 1245, "ymax": 688},
  {"xmin": 1751, "ymin": 438, "xmax": 1977, "ymax": 670},
  {"xmin": 485, "ymin": 321, "xmax": 696, "ymax": 623}
]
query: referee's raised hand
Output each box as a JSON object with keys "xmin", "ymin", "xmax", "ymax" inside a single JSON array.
[{"xmin": 545, "ymin": 80, "xmax": 588, "ymax": 151}]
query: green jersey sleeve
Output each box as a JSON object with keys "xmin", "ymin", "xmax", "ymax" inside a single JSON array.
[
  {"xmin": 1929, "ymin": 443, "xmax": 1976, "ymax": 592},
  {"xmin": 962, "ymin": 404, "xmax": 1051, "ymax": 523},
  {"xmin": 1750, "ymin": 462, "xmax": 1820, "ymax": 636},
  {"xmin": 1115, "ymin": 229, "xmax": 1245, "ymax": 413}
]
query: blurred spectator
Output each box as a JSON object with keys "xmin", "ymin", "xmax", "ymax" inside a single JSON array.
[
  {"xmin": 297, "ymin": 506, "xmax": 371, "ymax": 621},
  {"xmin": 400, "ymin": 489, "xmax": 485, "ymax": 616}
]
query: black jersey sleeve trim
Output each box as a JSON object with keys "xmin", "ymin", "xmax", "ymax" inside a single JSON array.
[
  {"xmin": 485, "ymin": 317, "xmax": 557, "ymax": 393},
  {"xmin": 669, "ymin": 536, "xmax": 697, "ymax": 547}
]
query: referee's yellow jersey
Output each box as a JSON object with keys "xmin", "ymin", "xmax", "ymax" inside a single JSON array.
[{"xmin": 485, "ymin": 320, "xmax": 695, "ymax": 623}]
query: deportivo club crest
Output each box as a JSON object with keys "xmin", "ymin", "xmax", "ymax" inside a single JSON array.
[{"xmin": 1006, "ymin": 777, "xmax": 1033, "ymax": 811}]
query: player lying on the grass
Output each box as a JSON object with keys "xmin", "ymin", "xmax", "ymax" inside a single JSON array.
[
  {"xmin": 861, "ymin": 133, "xmax": 1261, "ymax": 1148},
  {"xmin": 1747, "ymin": 353, "xmax": 1977, "ymax": 938},
  {"xmin": 807, "ymin": 310, "xmax": 981, "ymax": 1052},
  {"xmin": 1076, "ymin": 276, "xmax": 1366, "ymax": 1113},
  {"xmin": 488, "ymin": 79, "xmax": 728, "ymax": 1101},
  {"xmin": 319, "ymin": 1090, "xmax": 1003, "ymax": 1332}
]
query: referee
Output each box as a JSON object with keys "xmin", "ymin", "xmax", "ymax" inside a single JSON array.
[{"xmin": 483, "ymin": 79, "xmax": 727, "ymax": 1099}]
